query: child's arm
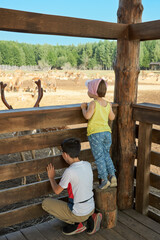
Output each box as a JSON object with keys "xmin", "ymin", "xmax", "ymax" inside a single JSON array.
[
  {"xmin": 81, "ymin": 101, "xmax": 95, "ymax": 120},
  {"xmin": 109, "ymin": 103, "xmax": 115, "ymax": 120},
  {"xmin": 47, "ymin": 163, "xmax": 64, "ymax": 195}
]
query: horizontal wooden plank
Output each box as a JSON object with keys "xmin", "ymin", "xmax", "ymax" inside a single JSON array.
[
  {"xmin": 133, "ymin": 103, "xmax": 160, "ymax": 111},
  {"xmin": 135, "ymin": 166, "xmax": 160, "ymax": 190},
  {"xmin": 0, "ymin": 180, "xmax": 52, "ymax": 208},
  {"xmin": 152, "ymin": 129, "xmax": 160, "ymax": 145},
  {"xmin": 0, "ymin": 8, "xmax": 127, "ymax": 40},
  {"xmin": 0, "ymin": 202, "xmax": 46, "ymax": 228},
  {"xmin": 0, "ymin": 127, "xmax": 88, "ymax": 154},
  {"xmin": 150, "ymin": 172, "xmax": 160, "ymax": 190},
  {"xmin": 135, "ymin": 125, "xmax": 160, "ymax": 144},
  {"xmin": 151, "ymin": 151, "xmax": 160, "ymax": 168},
  {"xmin": 0, "ymin": 103, "xmax": 118, "ymax": 134},
  {"xmin": 0, "ymin": 104, "xmax": 85, "ymax": 134},
  {"xmin": 0, "ymin": 149, "xmax": 93, "ymax": 182},
  {"xmin": 149, "ymin": 193, "xmax": 160, "ymax": 211},
  {"xmin": 136, "ymin": 140, "xmax": 160, "ymax": 168},
  {"xmin": 148, "ymin": 210, "xmax": 160, "ymax": 224},
  {"xmin": 134, "ymin": 166, "xmax": 160, "ymax": 190},
  {"xmin": 133, "ymin": 103, "xmax": 160, "ymax": 124},
  {"xmin": 129, "ymin": 20, "xmax": 160, "ymax": 41}
]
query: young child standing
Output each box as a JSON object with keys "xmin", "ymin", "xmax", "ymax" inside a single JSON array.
[{"xmin": 81, "ymin": 78, "xmax": 117, "ymax": 190}]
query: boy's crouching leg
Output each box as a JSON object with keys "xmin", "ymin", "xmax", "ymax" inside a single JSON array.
[
  {"xmin": 42, "ymin": 198, "xmax": 52, "ymax": 213},
  {"xmin": 42, "ymin": 198, "xmax": 74, "ymax": 224},
  {"xmin": 42, "ymin": 198, "xmax": 67, "ymax": 219}
]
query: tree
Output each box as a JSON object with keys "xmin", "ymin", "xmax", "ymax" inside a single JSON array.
[
  {"xmin": 21, "ymin": 43, "xmax": 36, "ymax": 65},
  {"xmin": 0, "ymin": 52, "xmax": 2, "ymax": 64},
  {"xmin": 47, "ymin": 50, "xmax": 57, "ymax": 67},
  {"xmin": 140, "ymin": 43, "xmax": 150, "ymax": 69},
  {"xmin": 153, "ymin": 40, "xmax": 160, "ymax": 62}
]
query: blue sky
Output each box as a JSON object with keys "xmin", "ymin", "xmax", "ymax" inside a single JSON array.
[{"xmin": 0, "ymin": 0, "xmax": 160, "ymax": 46}]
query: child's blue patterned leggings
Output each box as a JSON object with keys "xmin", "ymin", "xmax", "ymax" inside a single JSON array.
[{"xmin": 88, "ymin": 131, "xmax": 115, "ymax": 181}]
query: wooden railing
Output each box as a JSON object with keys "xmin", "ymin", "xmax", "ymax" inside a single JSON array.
[
  {"xmin": 0, "ymin": 103, "xmax": 118, "ymax": 229},
  {"xmin": 133, "ymin": 103, "xmax": 160, "ymax": 223},
  {"xmin": 0, "ymin": 102, "xmax": 159, "ymax": 229}
]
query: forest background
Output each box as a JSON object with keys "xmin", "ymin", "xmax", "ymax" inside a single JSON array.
[{"xmin": 0, "ymin": 40, "xmax": 160, "ymax": 70}]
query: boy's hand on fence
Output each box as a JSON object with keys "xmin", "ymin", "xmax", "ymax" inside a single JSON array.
[
  {"xmin": 47, "ymin": 163, "xmax": 55, "ymax": 179},
  {"xmin": 81, "ymin": 102, "xmax": 87, "ymax": 109}
]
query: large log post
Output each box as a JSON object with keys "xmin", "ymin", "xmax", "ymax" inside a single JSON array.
[{"xmin": 114, "ymin": 0, "xmax": 143, "ymax": 209}]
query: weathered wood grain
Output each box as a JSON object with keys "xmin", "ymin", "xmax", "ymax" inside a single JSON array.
[
  {"xmin": 0, "ymin": 127, "xmax": 88, "ymax": 154},
  {"xmin": 114, "ymin": 0, "xmax": 143, "ymax": 209},
  {"xmin": 0, "ymin": 8, "xmax": 127, "ymax": 40},
  {"xmin": 149, "ymin": 193, "xmax": 160, "ymax": 211},
  {"xmin": 133, "ymin": 103, "xmax": 160, "ymax": 125},
  {"xmin": 0, "ymin": 149, "xmax": 93, "ymax": 182},
  {"xmin": 129, "ymin": 20, "xmax": 160, "ymax": 41},
  {"xmin": 136, "ymin": 122, "xmax": 152, "ymax": 214}
]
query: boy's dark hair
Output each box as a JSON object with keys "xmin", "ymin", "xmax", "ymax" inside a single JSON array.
[
  {"xmin": 61, "ymin": 138, "xmax": 81, "ymax": 158},
  {"xmin": 97, "ymin": 79, "xmax": 107, "ymax": 97}
]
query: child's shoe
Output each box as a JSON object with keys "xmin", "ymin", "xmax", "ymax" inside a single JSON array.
[
  {"xmin": 99, "ymin": 180, "xmax": 110, "ymax": 189},
  {"xmin": 62, "ymin": 222, "xmax": 86, "ymax": 235},
  {"xmin": 110, "ymin": 176, "xmax": 117, "ymax": 187},
  {"xmin": 87, "ymin": 213, "xmax": 102, "ymax": 235}
]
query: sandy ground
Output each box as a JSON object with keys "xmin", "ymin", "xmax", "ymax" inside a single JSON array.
[{"xmin": 0, "ymin": 70, "xmax": 160, "ymax": 109}]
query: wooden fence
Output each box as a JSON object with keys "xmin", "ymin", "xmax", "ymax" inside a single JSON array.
[
  {"xmin": 133, "ymin": 103, "xmax": 160, "ymax": 223},
  {"xmin": 0, "ymin": 104, "xmax": 118, "ymax": 228},
  {"xmin": 0, "ymin": 102, "xmax": 159, "ymax": 229}
]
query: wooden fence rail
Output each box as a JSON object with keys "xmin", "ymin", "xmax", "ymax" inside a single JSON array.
[{"xmin": 133, "ymin": 103, "xmax": 160, "ymax": 222}]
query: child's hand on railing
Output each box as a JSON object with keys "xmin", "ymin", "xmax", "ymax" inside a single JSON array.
[{"xmin": 81, "ymin": 102, "xmax": 88, "ymax": 109}]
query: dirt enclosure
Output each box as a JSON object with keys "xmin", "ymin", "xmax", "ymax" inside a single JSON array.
[
  {"xmin": 0, "ymin": 69, "xmax": 160, "ymax": 108},
  {"xmin": 0, "ymin": 69, "xmax": 159, "ymax": 169},
  {"xmin": 0, "ymin": 69, "xmax": 159, "ymax": 234}
]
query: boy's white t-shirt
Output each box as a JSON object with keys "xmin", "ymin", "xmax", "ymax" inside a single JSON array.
[{"xmin": 59, "ymin": 161, "xmax": 95, "ymax": 216}]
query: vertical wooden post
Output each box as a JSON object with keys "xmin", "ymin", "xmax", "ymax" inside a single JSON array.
[
  {"xmin": 136, "ymin": 122, "xmax": 152, "ymax": 215},
  {"xmin": 114, "ymin": 0, "xmax": 143, "ymax": 209}
]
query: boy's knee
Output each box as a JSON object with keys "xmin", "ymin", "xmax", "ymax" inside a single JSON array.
[{"xmin": 42, "ymin": 198, "xmax": 51, "ymax": 211}]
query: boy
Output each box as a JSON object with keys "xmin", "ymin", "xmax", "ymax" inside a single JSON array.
[{"xmin": 42, "ymin": 138, "xmax": 102, "ymax": 235}]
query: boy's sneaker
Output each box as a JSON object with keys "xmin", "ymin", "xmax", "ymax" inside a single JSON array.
[
  {"xmin": 87, "ymin": 213, "xmax": 102, "ymax": 235},
  {"xmin": 110, "ymin": 176, "xmax": 117, "ymax": 187},
  {"xmin": 62, "ymin": 222, "xmax": 86, "ymax": 235},
  {"xmin": 99, "ymin": 180, "xmax": 110, "ymax": 189}
]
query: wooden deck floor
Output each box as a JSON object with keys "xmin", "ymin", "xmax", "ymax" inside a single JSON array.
[{"xmin": 1, "ymin": 209, "xmax": 160, "ymax": 240}]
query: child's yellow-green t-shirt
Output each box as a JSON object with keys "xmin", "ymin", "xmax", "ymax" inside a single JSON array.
[{"xmin": 87, "ymin": 101, "xmax": 111, "ymax": 136}]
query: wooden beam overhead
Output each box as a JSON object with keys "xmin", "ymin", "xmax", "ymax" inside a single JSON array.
[
  {"xmin": 129, "ymin": 20, "xmax": 160, "ymax": 41},
  {"xmin": 0, "ymin": 8, "xmax": 127, "ymax": 40}
]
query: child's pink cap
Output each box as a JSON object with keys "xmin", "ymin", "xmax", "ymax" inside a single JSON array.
[{"xmin": 85, "ymin": 79, "xmax": 107, "ymax": 96}]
